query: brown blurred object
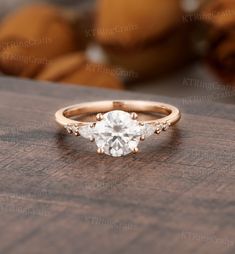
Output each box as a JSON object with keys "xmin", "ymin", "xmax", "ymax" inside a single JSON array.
[
  {"xmin": 0, "ymin": 4, "xmax": 79, "ymax": 77},
  {"xmin": 201, "ymin": 0, "xmax": 235, "ymax": 84},
  {"xmin": 37, "ymin": 53, "xmax": 124, "ymax": 90},
  {"xmin": 63, "ymin": 6, "xmax": 95, "ymax": 50},
  {"xmin": 95, "ymin": 0, "xmax": 193, "ymax": 79}
]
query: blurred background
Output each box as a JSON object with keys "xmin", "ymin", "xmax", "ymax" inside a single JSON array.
[{"xmin": 0, "ymin": 0, "xmax": 234, "ymax": 103}]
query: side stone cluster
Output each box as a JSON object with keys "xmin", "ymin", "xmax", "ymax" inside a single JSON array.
[{"xmin": 65, "ymin": 121, "xmax": 170, "ymax": 139}]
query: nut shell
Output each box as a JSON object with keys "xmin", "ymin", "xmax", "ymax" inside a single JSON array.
[
  {"xmin": 37, "ymin": 53, "xmax": 124, "ymax": 90},
  {"xmin": 96, "ymin": 0, "xmax": 183, "ymax": 48},
  {"xmin": 0, "ymin": 4, "xmax": 79, "ymax": 77}
]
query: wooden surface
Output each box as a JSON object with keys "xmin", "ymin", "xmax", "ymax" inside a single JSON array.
[{"xmin": 0, "ymin": 77, "xmax": 234, "ymax": 254}]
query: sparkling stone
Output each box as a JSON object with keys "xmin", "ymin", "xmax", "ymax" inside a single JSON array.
[
  {"xmin": 140, "ymin": 123, "xmax": 156, "ymax": 137},
  {"xmin": 92, "ymin": 110, "xmax": 142, "ymax": 157},
  {"xmin": 65, "ymin": 124, "xmax": 80, "ymax": 135},
  {"xmin": 71, "ymin": 125, "xmax": 80, "ymax": 135},
  {"xmin": 162, "ymin": 122, "xmax": 170, "ymax": 131},
  {"xmin": 78, "ymin": 125, "xmax": 94, "ymax": 139},
  {"xmin": 65, "ymin": 124, "xmax": 73, "ymax": 134},
  {"xmin": 154, "ymin": 123, "xmax": 162, "ymax": 134}
]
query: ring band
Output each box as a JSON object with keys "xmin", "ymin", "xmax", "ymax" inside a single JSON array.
[{"xmin": 55, "ymin": 100, "xmax": 181, "ymax": 157}]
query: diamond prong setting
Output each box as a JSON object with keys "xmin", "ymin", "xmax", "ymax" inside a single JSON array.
[
  {"xmin": 96, "ymin": 113, "xmax": 103, "ymax": 121},
  {"xmin": 97, "ymin": 148, "xmax": 104, "ymax": 154},
  {"xmin": 66, "ymin": 127, "xmax": 73, "ymax": 134},
  {"xmin": 140, "ymin": 135, "xmax": 145, "ymax": 141},
  {"xmin": 64, "ymin": 111, "xmax": 171, "ymax": 157},
  {"xmin": 130, "ymin": 112, "xmax": 138, "ymax": 120},
  {"xmin": 132, "ymin": 147, "xmax": 139, "ymax": 154}
]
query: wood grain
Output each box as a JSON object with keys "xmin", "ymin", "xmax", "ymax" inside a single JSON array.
[{"xmin": 0, "ymin": 77, "xmax": 234, "ymax": 254}]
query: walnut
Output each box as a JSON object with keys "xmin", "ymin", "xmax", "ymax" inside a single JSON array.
[
  {"xmin": 94, "ymin": 0, "xmax": 192, "ymax": 78},
  {"xmin": 200, "ymin": 0, "xmax": 235, "ymax": 83},
  {"xmin": 36, "ymin": 53, "xmax": 124, "ymax": 90},
  {"xmin": 0, "ymin": 4, "xmax": 79, "ymax": 77}
]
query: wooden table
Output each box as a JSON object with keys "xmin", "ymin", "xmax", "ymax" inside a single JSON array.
[{"xmin": 0, "ymin": 77, "xmax": 234, "ymax": 254}]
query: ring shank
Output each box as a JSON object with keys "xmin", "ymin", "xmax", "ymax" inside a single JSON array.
[{"xmin": 55, "ymin": 100, "xmax": 181, "ymax": 127}]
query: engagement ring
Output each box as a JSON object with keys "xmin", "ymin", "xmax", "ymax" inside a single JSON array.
[{"xmin": 55, "ymin": 100, "xmax": 181, "ymax": 157}]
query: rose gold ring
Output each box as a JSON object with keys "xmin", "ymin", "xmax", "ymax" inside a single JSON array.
[{"xmin": 55, "ymin": 100, "xmax": 181, "ymax": 157}]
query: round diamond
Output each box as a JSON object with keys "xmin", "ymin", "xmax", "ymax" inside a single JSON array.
[{"xmin": 93, "ymin": 110, "xmax": 142, "ymax": 157}]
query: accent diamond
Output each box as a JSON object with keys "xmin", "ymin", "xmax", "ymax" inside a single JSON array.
[
  {"xmin": 162, "ymin": 122, "xmax": 170, "ymax": 131},
  {"xmin": 78, "ymin": 125, "xmax": 94, "ymax": 139},
  {"xmin": 65, "ymin": 124, "xmax": 74, "ymax": 134},
  {"xmin": 65, "ymin": 124, "xmax": 80, "ymax": 135},
  {"xmin": 140, "ymin": 123, "xmax": 156, "ymax": 138}
]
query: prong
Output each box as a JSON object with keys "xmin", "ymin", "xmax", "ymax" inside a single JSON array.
[
  {"xmin": 132, "ymin": 147, "xmax": 139, "ymax": 154},
  {"xmin": 97, "ymin": 148, "xmax": 104, "ymax": 154},
  {"xmin": 74, "ymin": 131, "xmax": 80, "ymax": 136},
  {"xmin": 155, "ymin": 129, "xmax": 161, "ymax": 134},
  {"xmin": 163, "ymin": 122, "xmax": 170, "ymax": 131},
  {"xmin": 65, "ymin": 125, "xmax": 73, "ymax": 134},
  {"xmin": 90, "ymin": 137, "xmax": 95, "ymax": 142},
  {"xmin": 130, "ymin": 112, "xmax": 138, "ymax": 120},
  {"xmin": 140, "ymin": 135, "xmax": 145, "ymax": 141},
  {"xmin": 96, "ymin": 113, "xmax": 103, "ymax": 121},
  {"xmin": 90, "ymin": 123, "xmax": 96, "ymax": 128},
  {"xmin": 67, "ymin": 128, "xmax": 73, "ymax": 134}
]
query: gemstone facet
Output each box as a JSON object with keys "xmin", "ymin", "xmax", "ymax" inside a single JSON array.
[
  {"xmin": 92, "ymin": 110, "xmax": 142, "ymax": 157},
  {"xmin": 78, "ymin": 125, "xmax": 93, "ymax": 139}
]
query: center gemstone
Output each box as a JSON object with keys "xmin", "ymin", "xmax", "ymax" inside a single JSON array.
[{"xmin": 93, "ymin": 110, "xmax": 142, "ymax": 157}]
